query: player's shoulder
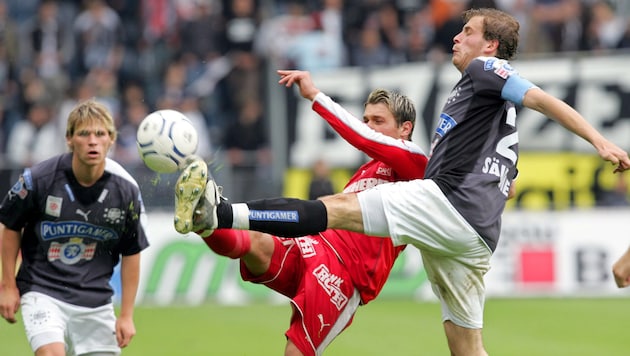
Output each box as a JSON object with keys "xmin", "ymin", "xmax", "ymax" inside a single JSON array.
[
  {"xmin": 105, "ymin": 158, "xmax": 140, "ymax": 188},
  {"xmin": 471, "ymin": 56, "xmax": 517, "ymax": 78},
  {"xmin": 28, "ymin": 153, "xmax": 70, "ymax": 179}
]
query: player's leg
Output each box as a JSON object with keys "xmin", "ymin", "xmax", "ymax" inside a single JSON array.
[
  {"xmin": 21, "ymin": 292, "xmax": 67, "ymax": 356},
  {"xmin": 422, "ymin": 249, "xmax": 490, "ymax": 356},
  {"xmin": 284, "ymin": 338, "xmax": 304, "ymax": 356},
  {"xmin": 202, "ymin": 229, "xmax": 274, "ymax": 276},
  {"xmin": 66, "ymin": 301, "xmax": 120, "ymax": 355},
  {"xmin": 283, "ymin": 240, "xmax": 361, "ymax": 356},
  {"xmin": 359, "ymin": 179, "xmax": 492, "ymax": 354},
  {"xmin": 184, "ymin": 181, "xmax": 369, "ymax": 238},
  {"xmin": 443, "ymin": 321, "xmax": 487, "ymax": 356}
]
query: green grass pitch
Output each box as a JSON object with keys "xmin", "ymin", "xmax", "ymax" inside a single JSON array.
[{"xmin": 1, "ymin": 298, "xmax": 627, "ymax": 355}]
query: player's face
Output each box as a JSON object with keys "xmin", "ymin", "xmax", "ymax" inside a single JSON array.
[
  {"xmin": 363, "ymin": 103, "xmax": 405, "ymax": 139},
  {"xmin": 452, "ymin": 16, "xmax": 494, "ymax": 72},
  {"xmin": 67, "ymin": 122, "xmax": 114, "ymax": 166}
]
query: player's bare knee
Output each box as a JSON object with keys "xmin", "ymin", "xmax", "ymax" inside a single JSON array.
[
  {"xmin": 319, "ymin": 193, "xmax": 363, "ymax": 231},
  {"xmin": 242, "ymin": 232, "xmax": 274, "ymax": 275}
]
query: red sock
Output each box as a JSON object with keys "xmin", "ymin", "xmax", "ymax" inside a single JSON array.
[{"xmin": 202, "ymin": 229, "xmax": 251, "ymax": 259}]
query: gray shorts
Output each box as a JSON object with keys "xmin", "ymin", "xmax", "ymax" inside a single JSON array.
[
  {"xmin": 357, "ymin": 179, "xmax": 492, "ymax": 329},
  {"xmin": 21, "ymin": 291, "xmax": 120, "ymax": 355}
]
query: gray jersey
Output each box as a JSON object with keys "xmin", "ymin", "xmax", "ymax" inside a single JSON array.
[
  {"xmin": 426, "ymin": 57, "xmax": 535, "ymax": 251},
  {"xmin": 0, "ymin": 153, "xmax": 149, "ymax": 307}
]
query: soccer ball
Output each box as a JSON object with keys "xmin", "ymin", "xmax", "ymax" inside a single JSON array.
[{"xmin": 136, "ymin": 109, "xmax": 199, "ymax": 173}]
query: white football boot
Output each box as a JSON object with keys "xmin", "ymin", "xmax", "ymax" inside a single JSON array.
[{"xmin": 174, "ymin": 158, "xmax": 208, "ymax": 234}]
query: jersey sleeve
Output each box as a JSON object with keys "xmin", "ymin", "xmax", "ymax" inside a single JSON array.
[
  {"xmin": 0, "ymin": 169, "xmax": 36, "ymax": 231},
  {"xmin": 312, "ymin": 93, "xmax": 428, "ymax": 180},
  {"xmin": 105, "ymin": 159, "xmax": 150, "ymax": 255},
  {"xmin": 471, "ymin": 57, "xmax": 537, "ymax": 106}
]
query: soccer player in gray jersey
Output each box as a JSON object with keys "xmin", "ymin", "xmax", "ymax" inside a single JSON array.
[
  {"xmin": 176, "ymin": 8, "xmax": 630, "ymax": 355},
  {"xmin": 0, "ymin": 99, "xmax": 149, "ymax": 355}
]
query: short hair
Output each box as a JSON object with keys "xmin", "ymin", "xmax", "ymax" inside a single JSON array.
[
  {"xmin": 66, "ymin": 99, "xmax": 117, "ymax": 144},
  {"xmin": 364, "ymin": 89, "xmax": 416, "ymax": 140},
  {"xmin": 463, "ymin": 8, "xmax": 520, "ymax": 60}
]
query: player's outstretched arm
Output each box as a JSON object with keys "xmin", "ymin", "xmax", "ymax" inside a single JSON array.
[
  {"xmin": 0, "ymin": 227, "xmax": 21, "ymax": 324},
  {"xmin": 277, "ymin": 70, "xmax": 320, "ymax": 101},
  {"xmin": 522, "ymin": 88, "xmax": 630, "ymax": 173},
  {"xmin": 613, "ymin": 247, "xmax": 630, "ymax": 288}
]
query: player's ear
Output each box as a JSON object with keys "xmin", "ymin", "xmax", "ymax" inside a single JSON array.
[
  {"xmin": 486, "ymin": 39, "xmax": 499, "ymax": 54},
  {"xmin": 66, "ymin": 135, "xmax": 73, "ymax": 151},
  {"xmin": 401, "ymin": 121, "xmax": 413, "ymax": 140}
]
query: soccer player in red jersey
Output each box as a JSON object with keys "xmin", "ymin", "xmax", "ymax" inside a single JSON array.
[{"xmin": 175, "ymin": 70, "xmax": 427, "ymax": 355}]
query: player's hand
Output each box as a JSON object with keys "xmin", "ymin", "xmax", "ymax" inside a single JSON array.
[
  {"xmin": 277, "ymin": 70, "xmax": 320, "ymax": 101},
  {"xmin": 596, "ymin": 141, "xmax": 630, "ymax": 173},
  {"xmin": 612, "ymin": 248, "xmax": 630, "ymax": 288},
  {"xmin": 0, "ymin": 284, "xmax": 20, "ymax": 324},
  {"xmin": 115, "ymin": 316, "xmax": 136, "ymax": 348}
]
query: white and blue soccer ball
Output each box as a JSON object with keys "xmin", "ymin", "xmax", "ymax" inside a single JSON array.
[{"xmin": 136, "ymin": 109, "xmax": 199, "ymax": 173}]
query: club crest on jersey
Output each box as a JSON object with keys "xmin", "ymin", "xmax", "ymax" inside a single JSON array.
[
  {"xmin": 483, "ymin": 58, "xmax": 514, "ymax": 79},
  {"xmin": 312, "ymin": 264, "xmax": 348, "ymax": 310},
  {"xmin": 47, "ymin": 237, "xmax": 97, "ymax": 265},
  {"xmin": 103, "ymin": 208, "xmax": 125, "ymax": 224},
  {"xmin": 46, "ymin": 196, "xmax": 63, "ymax": 217},
  {"xmin": 9, "ymin": 176, "xmax": 29, "ymax": 200}
]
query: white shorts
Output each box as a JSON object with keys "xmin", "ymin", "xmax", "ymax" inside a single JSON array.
[
  {"xmin": 357, "ymin": 179, "xmax": 492, "ymax": 329},
  {"xmin": 21, "ymin": 292, "xmax": 120, "ymax": 355}
]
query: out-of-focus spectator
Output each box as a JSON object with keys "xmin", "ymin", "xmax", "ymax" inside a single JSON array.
[
  {"xmin": 496, "ymin": 0, "xmax": 533, "ymax": 53},
  {"xmin": 351, "ymin": 25, "xmax": 390, "ymax": 67},
  {"xmin": 179, "ymin": 0, "xmax": 226, "ymax": 63},
  {"xmin": 223, "ymin": 97, "xmax": 272, "ymax": 201},
  {"xmin": 6, "ymin": 100, "xmax": 64, "ymax": 168},
  {"xmin": 285, "ymin": 13, "xmax": 345, "ymax": 72},
  {"xmin": 592, "ymin": 163, "xmax": 630, "ymax": 207},
  {"xmin": 21, "ymin": 0, "xmax": 74, "ymax": 93},
  {"xmin": 72, "ymin": 0, "xmax": 125, "ymax": 78},
  {"xmin": 584, "ymin": 0, "xmax": 628, "ymax": 51},
  {"xmin": 114, "ymin": 99, "xmax": 148, "ymax": 166},
  {"xmin": 254, "ymin": 1, "xmax": 315, "ymax": 67},
  {"xmin": 221, "ymin": 0, "xmax": 263, "ymax": 119},
  {"xmin": 0, "ymin": 0, "xmax": 20, "ymax": 111},
  {"xmin": 406, "ymin": 4, "xmax": 434, "ymax": 62},
  {"xmin": 428, "ymin": 0, "xmax": 467, "ymax": 62},
  {"xmin": 0, "ymin": 98, "xmax": 19, "ymax": 166},
  {"xmin": 369, "ymin": 2, "xmax": 407, "ymax": 65},
  {"xmin": 308, "ymin": 158, "xmax": 335, "ymax": 200},
  {"xmin": 86, "ymin": 67, "xmax": 121, "ymax": 119},
  {"xmin": 529, "ymin": 0, "xmax": 582, "ymax": 53}
]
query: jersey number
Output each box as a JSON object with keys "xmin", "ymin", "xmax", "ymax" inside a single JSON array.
[{"xmin": 496, "ymin": 104, "xmax": 518, "ymax": 164}]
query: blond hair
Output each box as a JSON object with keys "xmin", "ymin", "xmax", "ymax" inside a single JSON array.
[
  {"xmin": 365, "ymin": 89, "xmax": 416, "ymax": 140},
  {"xmin": 65, "ymin": 99, "xmax": 117, "ymax": 146}
]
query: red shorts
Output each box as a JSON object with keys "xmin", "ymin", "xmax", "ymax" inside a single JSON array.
[{"xmin": 240, "ymin": 235, "xmax": 361, "ymax": 356}]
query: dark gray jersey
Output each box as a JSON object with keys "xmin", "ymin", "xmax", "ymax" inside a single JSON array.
[
  {"xmin": 426, "ymin": 57, "xmax": 535, "ymax": 251},
  {"xmin": 0, "ymin": 153, "xmax": 149, "ymax": 307}
]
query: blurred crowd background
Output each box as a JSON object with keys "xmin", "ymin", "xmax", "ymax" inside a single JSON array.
[{"xmin": 0, "ymin": 0, "xmax": 629, "ymax": 208}]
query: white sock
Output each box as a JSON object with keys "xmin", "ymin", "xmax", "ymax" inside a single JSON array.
[{"xmin": 232, "ymin": 203, "xmax": 250, "ymax": 230}]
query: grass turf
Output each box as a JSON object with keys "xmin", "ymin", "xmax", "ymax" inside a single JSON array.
[{"xmin": 1, "ymin": 298, "xmax": 627, "ymax": 355}]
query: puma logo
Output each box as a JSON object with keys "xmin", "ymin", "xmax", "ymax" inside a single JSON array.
[
  {"xmin": 76, "ymin": 209, "xmax": 91, "ymax": 221},
  {"xmin": 318, "ymin": 314, "xmax": 330, "ymax": 337}
]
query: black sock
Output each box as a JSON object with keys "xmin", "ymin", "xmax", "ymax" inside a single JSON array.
[
  {"xmin": 216, "ymin": 201, "xmax": 233, "ymax": 228},
  {"xmin": 242, "ymin": 198, "xmax": 328, "ymax": 237}
]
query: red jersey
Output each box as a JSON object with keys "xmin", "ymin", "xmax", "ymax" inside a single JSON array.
[{"xmin": 311, "ymin": 93, "xmax": 427, "ymax": 303}]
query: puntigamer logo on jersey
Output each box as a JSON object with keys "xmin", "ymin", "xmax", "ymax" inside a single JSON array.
[{"xmin": 40, "ymin": 221, "xmax": 118, "ymax": 241}]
